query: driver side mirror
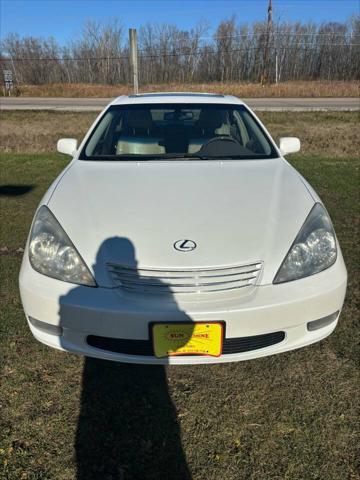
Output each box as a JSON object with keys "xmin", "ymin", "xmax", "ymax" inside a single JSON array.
[
  {"xmin": 57, "ymin": 138, "xmax": 78, "ymax": 156},
  {"xmin": 279, "ymin": 137, "xmax": 300, "ymax": 156}
]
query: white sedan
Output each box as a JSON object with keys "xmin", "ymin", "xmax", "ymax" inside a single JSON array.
[{"xmin": 19, "ymin": 93, "xmax": 347, "ymax": 364}]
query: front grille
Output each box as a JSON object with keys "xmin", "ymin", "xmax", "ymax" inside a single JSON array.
[
  {"xmin": 107, "ymin": 262, "xmax": 262, "ymax": 294},
  {"xmin": 87, "ymin": 331, "xmax": 285, "ymax": 356}
]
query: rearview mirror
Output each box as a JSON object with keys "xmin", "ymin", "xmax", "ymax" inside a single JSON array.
[
  {"xmin": 279, "ymin": 137, "xmax": 300, "ymax": 156},
  {"xmin": 57, "ymin": 138, "xmax": 78, "ymax": 156}
]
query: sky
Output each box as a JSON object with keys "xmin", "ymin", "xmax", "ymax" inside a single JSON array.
[{"xmin": 1, "ymin": 0, "xmax": 359, "ymax": 44}]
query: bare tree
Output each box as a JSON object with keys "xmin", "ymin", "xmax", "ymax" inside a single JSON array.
[{"xmin": 1, "ymin": 16, "xmax": 359, "ymax": 85}]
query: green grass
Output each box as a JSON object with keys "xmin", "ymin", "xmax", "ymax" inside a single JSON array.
[
  {"xmin": 0, "ymin": 154, "xmax": 69, "ymax": 247},
  {"xmin": 0, "ymin": 151, "xmax": 359, "ymax": 480}
]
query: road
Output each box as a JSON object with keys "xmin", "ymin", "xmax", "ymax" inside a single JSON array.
[{"xmin": 0, "ymin": 96, "xmax": 359, "ymax": 111}]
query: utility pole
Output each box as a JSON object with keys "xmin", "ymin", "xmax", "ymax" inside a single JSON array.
[
  {"xmin": 129, "ymin": 28, "xmax": 139, "ymax": 94},
  {"xmin": 261, "ymin": 0, "xmax": 272, "ymax": 84}
]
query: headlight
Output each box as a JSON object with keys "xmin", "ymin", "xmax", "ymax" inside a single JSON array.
[
  {"xmin": 29, "ymin": 206, "xmax": 96, "ymax": 287},
  {"xmin": 273, "ymin": 203, "xmax": 337, "ymax": 284}
]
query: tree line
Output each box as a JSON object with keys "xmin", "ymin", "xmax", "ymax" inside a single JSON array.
[{"xmin": 1, "ymin": 16, "xmax": 359, "ymax": 85}]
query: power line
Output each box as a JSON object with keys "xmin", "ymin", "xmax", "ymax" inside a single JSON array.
[{"xmin": 201, "ymin": 32, "xmax": 357, "ymax": 40}]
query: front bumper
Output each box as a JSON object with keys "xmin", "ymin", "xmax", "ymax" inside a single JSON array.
[{"xmin": 19, "ymin": 254, "xmax": 347, "ymax": 364}]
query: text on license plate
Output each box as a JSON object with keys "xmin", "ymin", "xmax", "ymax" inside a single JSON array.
[{"xmin": 152, "ymin": 322, "xmax": 223, "ymax": 358}]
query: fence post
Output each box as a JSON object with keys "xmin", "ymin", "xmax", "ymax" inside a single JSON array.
[{"xmin": 129, "ymin": 28, "xmax": 139, "ymax": 94}]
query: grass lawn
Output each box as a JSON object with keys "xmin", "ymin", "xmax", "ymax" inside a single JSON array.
[
  {"xmin": 4, "ymin": 80, "xmax": 359, "ymax": 98},
  {"xmin": 0, "ymin": 112, "xmax": 359, "ymax": 479}
]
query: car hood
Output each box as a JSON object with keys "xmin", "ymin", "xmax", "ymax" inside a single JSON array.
[{"xmin": 48, "ymin": 158, "xmax": 314, "ymax": 287}]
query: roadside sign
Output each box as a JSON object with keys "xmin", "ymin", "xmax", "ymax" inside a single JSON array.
[{"xmin": 3, "ymin": 70, "xmax": 13, "ymax": 93}]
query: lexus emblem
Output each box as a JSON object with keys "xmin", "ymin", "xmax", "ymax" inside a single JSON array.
[{"xmin": 174, "ymin": 239, "xmax": 197, "ymax": 252}]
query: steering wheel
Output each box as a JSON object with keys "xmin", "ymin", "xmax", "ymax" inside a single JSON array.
[
  {"xmin": 199, "ymin": 136, "xmax": 242, "ymax": 154},
  {"xmin": 199, "ymin": 135, "xmax": 243, "ymax": 156}
]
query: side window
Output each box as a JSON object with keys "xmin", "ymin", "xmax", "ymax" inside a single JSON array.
[
  {"xmin": 85, "ymin": 111, "xmax": 114, "ymax": 156},
  {"xmin": 240, "ymin": 111, "xmax": 272, "ymax": 155},
  {"xmin": 232, "ymin": 111, "xmax": 250, "ymax": 146},
  {"xmin": 85, "ymin": 111, "xmax": 124, "ymax": 156}
]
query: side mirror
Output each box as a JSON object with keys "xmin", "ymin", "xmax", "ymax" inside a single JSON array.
[
  {"xmin": 279, "ymin": 137, "xmax": 300, "ymax": 156},
  {"xmin": 57, "ymin": 138, "xmax": 78, "ymax": 156}
]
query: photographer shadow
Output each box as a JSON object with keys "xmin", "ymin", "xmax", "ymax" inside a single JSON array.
[{"xmin": 59, "ymin": 237, "xmax": 193, "ymax": 480}]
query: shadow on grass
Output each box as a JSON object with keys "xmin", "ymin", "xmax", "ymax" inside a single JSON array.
[
  {"xmin": 75, "ymin": 360, "xmax": 191, "ymax": 480},
  {"xmin": 59, "ymin": 237, "xmax": 193, "ymax": 479},
  {"xmin": 0, "ymin": 184, "xmax": 34, "ymax": 196}
]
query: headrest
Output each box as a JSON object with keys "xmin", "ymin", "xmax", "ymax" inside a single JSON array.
[
  {"xmin": 197, "ymin": 109, "xmax": 224, "ymax": 129},
  {"xmin": 127, "ymin": 110, "xmax": 153, "ymax": 129}
]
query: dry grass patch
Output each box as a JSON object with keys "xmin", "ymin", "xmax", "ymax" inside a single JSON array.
[
  {"xmin": 14, "ymin": 80, "xmax": 360, "ymax": 98},
  {"xmin": 1, "ymin": 110, "xmax": 359, "ymax": 157},
  {"xmin": 0, "ymin": 111, "xmax": 95, "ymax": 154},
  {"xmin": 257, "ymin": 111, "xmax": 360, "ymax": 158}
]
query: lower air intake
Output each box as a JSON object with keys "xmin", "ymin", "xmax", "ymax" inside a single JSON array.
[{"xmin": 87, "ymin": 331, "xmax": 285, "ymax": 356}]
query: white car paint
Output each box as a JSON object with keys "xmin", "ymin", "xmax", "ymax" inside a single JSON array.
[
  {"xmin": 47, "ymin": 158, "xmax": 314, "ymax": 287},
  {"xmin": 19, "ymin": 93, "xmax": 347, "ymax": 364}
]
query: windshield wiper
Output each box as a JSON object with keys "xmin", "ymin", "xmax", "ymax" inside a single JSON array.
[
  {"xmin": 84, "ymin": 153, "xmax": 261, "ymax": 161},
  {"xmin": 85, "ymin": 153, "xmax": 206, "ymax": 161},
  {"xmin": 185, "ymin": 154, "xmax": 268, "ymax": 160},
  {"xmin": 167, "ymin": 154, "xmax": 245, "ymax": 160},
  {"xmin": 85, "ymin": 154, "xmax": 168, "ymax": 161}
]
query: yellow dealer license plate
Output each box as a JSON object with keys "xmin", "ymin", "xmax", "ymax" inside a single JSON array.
[{"xmin": 152, "ymin": 322, "xmax": 223, "ymax": 358}]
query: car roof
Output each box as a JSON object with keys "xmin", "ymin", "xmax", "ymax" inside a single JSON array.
[{"xmin": 111, "ymin": 92, "xmax": 244, "ymax": 106}]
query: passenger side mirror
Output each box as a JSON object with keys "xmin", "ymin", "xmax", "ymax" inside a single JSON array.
[
  {"xmin": 279, "ymin": 137, "xmax": 300, "ymax": 156},
  {"xmin": 57, "ymin": 138, "xmax": 78, "ymax": 156}
]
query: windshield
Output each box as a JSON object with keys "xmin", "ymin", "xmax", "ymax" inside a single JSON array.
[{"xmin": 81, "ymin": 103, "xmax": 278, "ymax": 160}]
